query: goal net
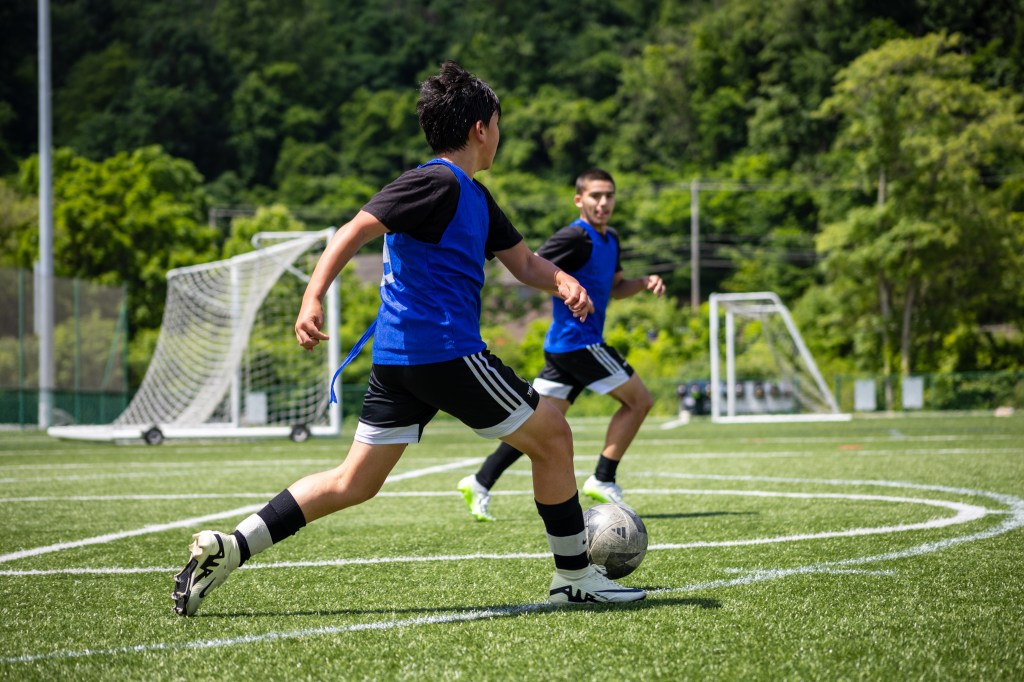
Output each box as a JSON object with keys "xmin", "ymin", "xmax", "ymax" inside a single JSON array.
[
  {"xmin": 48, "ymin": 230, "xmax": 341, "ymax": 443},
  {"xmin": 708, "ymin": 292, "xmax": 849, "ymax": 423}
]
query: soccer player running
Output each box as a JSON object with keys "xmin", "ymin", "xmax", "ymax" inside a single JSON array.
[
  {"xmin": 171, "ymin": 62, "xmax": 644, "ymax": 616},
  {"xmin": 458, "ymin": 168, "xmax": 665, "ymax": 522}
]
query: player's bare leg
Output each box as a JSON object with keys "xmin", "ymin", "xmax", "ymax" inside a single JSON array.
[
  {"xmin": 584, "ymin": 374, "xmax": 653, "ymax": 504},
  {"xmin": 501, "ymin": 398, "xmax": 576, "ymax": 505},
  {"xmin": 173, "ymin": 441, "xmax": 406, "ymax": 616},
  {"xmin": 289, "ymin": 441, "xmax": 407, "ymax": 521},
  {"xmin": 504, "ymin": 399, "xmax": 644, "ymax": 603}
]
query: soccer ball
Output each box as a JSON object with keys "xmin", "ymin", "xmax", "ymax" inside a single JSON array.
[{"xmin": 584, "ymin": 503, "xmax": 648, "ymax": 579}]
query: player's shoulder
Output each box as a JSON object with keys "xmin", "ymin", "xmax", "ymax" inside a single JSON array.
[
  {"xmin": 552, "ymin": 223, "xmax": 590, "ymax": 241},
  {"xmin": 606, "ymin": 226, "xmax": 621, "ymax": 243},
  {"xmin": 395, "ymin": 162, "xmax": 459, "ymax": 187}
]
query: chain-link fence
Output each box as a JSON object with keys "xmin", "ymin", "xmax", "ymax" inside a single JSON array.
[{"xmin": 0, "ymin": 267, "xmax": 129, "ymax": 426}]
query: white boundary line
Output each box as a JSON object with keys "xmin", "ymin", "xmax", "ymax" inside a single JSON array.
[
  {"xmin": 0, "ymin": 458, "xmax": 480, "ymax": 565},
  {"xmin": 0, "ymin": 489, "xmax": 991, "ymax": 576},
  {"xmin": 1, "ymin": 474, "xmax": 1022, "ymax": 663}
]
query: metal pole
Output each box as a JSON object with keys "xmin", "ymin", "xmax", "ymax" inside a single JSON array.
[
  {"xmin": 690, "ymin": 179, "xmax": 700, "ymax": 310},
  {"xmin": 37, "ymin": 0, "xmax": 55, "ymax": 429},
  {"xmin": 325, "ymin": 228, "xmax": 341, "ymax": 434},
  {"xmin": 709, "ymin": 294, "xmax": 720, "ymax": 420}
]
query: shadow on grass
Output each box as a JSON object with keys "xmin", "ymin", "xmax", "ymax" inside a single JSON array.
[
  {"xmin": 194, "ymin": 595, "xmax": 719, "ymax": 620},
  {"xmin": 642, "ymin": 511, "xmax": 756, "ymax": 520}
]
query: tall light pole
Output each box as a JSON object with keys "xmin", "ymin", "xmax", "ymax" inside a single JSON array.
[{"xmin": 37, "ymin": 0, "xmax": 55, "ymax": 429}]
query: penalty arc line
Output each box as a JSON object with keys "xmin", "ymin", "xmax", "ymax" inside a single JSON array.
[
  {"xmin": 1, "ymin": 478, "xmax": 1023, "ymax": 664},
  {"xmin": 0, "ymin": 489, "xmax": 999, "ymax": 576}
]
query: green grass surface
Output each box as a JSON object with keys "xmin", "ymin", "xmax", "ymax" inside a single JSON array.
[{"xmin": 1, "ymin": 413, "xmax": 1023, "ymax": 680}]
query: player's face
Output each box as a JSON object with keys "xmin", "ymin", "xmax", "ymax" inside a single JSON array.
[
  {"xmin": 479, "ymin": 111, "xmax": 501, "ymax": 170},
  {"xmin": 575, "ymin": 179, "xmax": 616, "ymax": 231}
]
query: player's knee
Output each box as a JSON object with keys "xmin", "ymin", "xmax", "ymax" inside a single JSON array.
[
  {"xmin": 637, "ymin": 388, "xmax": 654, "ymax": 415},
  {"xmin": 623, "ymin": 384, "xmax": 654, "ymax": 415},
  {"xmin": 329, "ymin": 470, "xmax": 380, "ymax": 506}
]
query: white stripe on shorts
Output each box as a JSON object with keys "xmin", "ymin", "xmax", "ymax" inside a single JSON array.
[
  {"xmin": 354, "ymin": 421, "xmax": 422, "ymax": 444},
  {"xmin": 532, "ymin": 376, "xmax": 574, "ymax": 400},
  {"xmin": 463, "ymin": 353, "xmax": 523, "ymax": 414},
  {"xmin": 588, "ymin": 343, "xmax": 622, "ymax": 375},
  {"xmin": 473, "ymin": 402, "xmax": 534, "ymax": 439}
]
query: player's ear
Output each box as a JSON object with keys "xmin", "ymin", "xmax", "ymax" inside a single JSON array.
[{"xmin": 471, "ymin": 119, "xmax": 486, "ymax": 140}]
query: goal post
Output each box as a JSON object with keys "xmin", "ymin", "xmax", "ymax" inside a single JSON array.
[
  {"xmin": 709, "ymin": 291, "xmax": 850, "ymax": 424},
  {"xmin": 48, "ymin": 229, "xmax": 342, "ymax": 443}
]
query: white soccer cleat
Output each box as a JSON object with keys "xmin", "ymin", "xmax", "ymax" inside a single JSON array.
[
  {"xmin": 549, "ymin": 564, "xmax": 646, "ymax": 604},
  {"xmin": 457, "ymin": 474, "xmax": 495, "ymax": 522},
  {"xmin": 582, "ymin": 475, "xmax": 625, "ymax": 505},
  {"xmin": 171, "ymin": 530, "xmax": 240, "ymax": 617}
]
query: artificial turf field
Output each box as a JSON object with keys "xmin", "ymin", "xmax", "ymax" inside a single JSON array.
[{"xmin": 1, "ymin": 412, "xmax": 1022, "ymax": 680}]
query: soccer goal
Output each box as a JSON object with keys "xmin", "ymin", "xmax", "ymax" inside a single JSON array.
[
  {"xmin": 708, "ymin": 291, "xmax": 850, "ymax": 424},
  {"xmin": 48, "ymin": 229, "xmax": 342, "ymax": 444}
]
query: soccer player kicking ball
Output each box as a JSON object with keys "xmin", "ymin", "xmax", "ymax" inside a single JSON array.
[
  {"xmin": 171, "ymin": 61, "xmax": 644, "ymax": 616},
  {"xmin": 458, "ymin": 168, "xmax": 665, "ymax": 522}
]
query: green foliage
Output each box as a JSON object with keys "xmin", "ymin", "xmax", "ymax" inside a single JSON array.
[
  {"xmin": 220, "ymin": 205, "xmax": 307, "ymax": 259},
  {"xmin": 815, "ymin": 33, "xmax": 1024, "ymax": 376},
  {"xmin": 2, "ymin": 0, "xmax": 1022, "ymax": 385},
  {"xmin": 15, "ymin": 146, "xmax": 215, "ymax": 335}
]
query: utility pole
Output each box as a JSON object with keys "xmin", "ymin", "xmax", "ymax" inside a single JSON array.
[
  {"xmin": 690, "ymin": 179, "xmax": 700, "ymax": 310},
  {"xmin": 38, "ymin": 0, "xmax": 55, "ymax": 429}
]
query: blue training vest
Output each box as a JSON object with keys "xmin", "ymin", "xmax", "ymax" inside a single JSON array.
[
  {"xmin": 544, "ymin": 218, "xmax": 617, "ymax": 353},
  {"xmin": 372, "ymin": 159, "xmax": 489, "ymax": 365}
]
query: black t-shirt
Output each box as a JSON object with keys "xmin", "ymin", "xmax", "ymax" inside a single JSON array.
[
  {"xmin": 537, "ymin": 224, "xmax": 623, "ymax": 274},
  {"xmin": 362, "ymin": 163, "xmax": 521, "ymax": 256}
]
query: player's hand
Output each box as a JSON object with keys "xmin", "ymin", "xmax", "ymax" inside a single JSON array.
[
  {"xmin": 645, "ymin": 274, "xmax": 666, "ymax": 297},
  {"xmin": 556, "ymin": 276, "xmax": 594, "ymax": 322},
  {"xmin": 295, "ymin": 299, "xmax": 329, "ymax": 350}
]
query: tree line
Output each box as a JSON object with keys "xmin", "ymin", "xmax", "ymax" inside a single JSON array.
[{"xmin": 1, "ymin": 0, "xmax": 1022, "ymax": 394}]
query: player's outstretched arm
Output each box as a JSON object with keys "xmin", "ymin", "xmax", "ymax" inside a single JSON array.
[
  {"xmin": 295, "ymin": 212, "xmax": 387, "ymax": 350},
  {"xmin": 495, "ymin": 241, "xmax": 593, "ymax": 321},
  {"xmin": 611, "ymin": 273, "xmax": 666, "ymax": 300}
]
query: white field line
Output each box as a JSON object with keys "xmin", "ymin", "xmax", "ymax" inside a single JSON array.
[
  {"xmin": 0, "ymin": 603, "xmax": 555, "ymax": 664},
  {"xmin": 2, "ymin": 479, "xmax": 1021, "ymax": 665},
  {"xmin": 0, "ymin": 459, "xmax": 341, "ymax": 471},
  {"xmin": 0, "ymin": 478, "xmax": 1021, "ymax": 664},
  {"xmin": 3, "ymin": 432, "xmax": 1018, "ymax": 459},
  {"xmin": 0, "ymin": 488, "xmax": 994, "ymax": 576},
  {"xmin": 657, "ymin": 448, "xmax": 1020, "ymax": 460},
  {"xmin": 0, "ymin": 456, "xmax": 482, "ymax": 485},
  {"xmin": 0, "ymin": 458, "xmax": 481, "ymax": 566},
  {"xmin": 572, "ymin": 434, "xmax": 1022, "ymax": 447},
  {"xmin": 0, "ymin": 505, "xmax": 263, "ymax": 564},
  {"xmin": 5, "ymin": 443, "xmax": 1018, "ymax": 484}
]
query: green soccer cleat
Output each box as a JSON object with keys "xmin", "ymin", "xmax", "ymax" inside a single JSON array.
[
  {"xmin": 457, "ymin": 474, "xmax": 495, "ymax": 522},
  {"xmin": 582, "ymin": 475, "xmax": 625, "ymax": 505}
]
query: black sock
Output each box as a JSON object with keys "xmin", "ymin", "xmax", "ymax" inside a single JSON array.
[
  {"xmin": 536, "ymin": 493, "xmax": 588, "ymax": 571},
  {"xmin": 476, "ymin": 442, "xmax": 525, "ymax": 490},
  {"xmin": 595, "ymin": 455, "xmax": 619, "ymax": 483},
  {"xmin": 258, "ymin": 489, "xmax": 307, "ymax": 543},
  {"xmin": 232, "ymin": 530, "xmax": 251, "ymax": 566}
]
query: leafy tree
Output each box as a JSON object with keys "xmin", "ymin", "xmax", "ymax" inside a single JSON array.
[
  {"xmin": 814, "ymin": 34, "xmax": 1024, "ymax": 394},
  {"xmin": 0, "ymin": 180, "xmax": 36, "ymax": 267},
  {"xmin": 16, "ymin": 146, "xmax": 216, "ymax": 334},
  {"xmin": 220, "ymin": 204, "xmax": 307, "ymax": 259}
]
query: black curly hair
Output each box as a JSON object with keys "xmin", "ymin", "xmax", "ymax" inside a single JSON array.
[{"xmin": 417, "ymin": 61, "xmax": 501, "ymax": 154}]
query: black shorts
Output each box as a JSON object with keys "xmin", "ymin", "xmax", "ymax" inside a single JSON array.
[
  {"xmin": 355, "ymin": 350, "xmax": 539, "ymax": 444},
  {"xmin": 533, "ymin": 343, "xmax": 634, "ymax": 403}
]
